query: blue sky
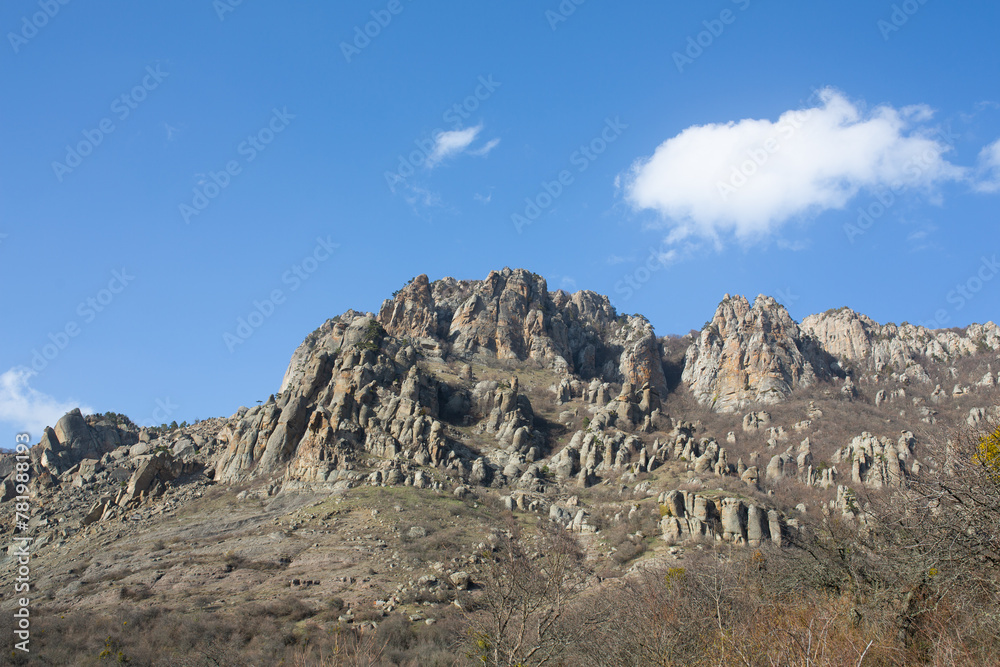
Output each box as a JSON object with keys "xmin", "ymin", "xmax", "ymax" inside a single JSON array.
[{"xmin": 2, "ymin": 0, "xmax": 999, "ymax": 446}]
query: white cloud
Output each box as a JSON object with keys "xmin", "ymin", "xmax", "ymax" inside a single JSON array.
[
  {"xmin": 905, "ymin": 223, "xmax": 939, "ymax": 252},
  {"xmin": 0, "ymin": 368, "xmax": 93, "ymax": 439},
  {"xmin": 426, "ymin": 126, "xmax": 500, "ymax": 167},
  {"xmin": 428, "ymin": 126, "xmax": 481, "ymax": 167},
  {"xmin": 973, "ymin": 138, "xmax": 1000, "ymax": 193},
  {"xmin": 624, "ymin": 88, "xmax": 968, "ymax": 241},
  {"xmin": 470, "ymin": 138, "xmax": 501, "ymax": 157}
]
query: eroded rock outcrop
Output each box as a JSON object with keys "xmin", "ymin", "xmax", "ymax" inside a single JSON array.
[
  {"xmin": 373, "ymin": 269, "xmax": 669, "ymax": 395},
  {"xmin": 659, "ymin": 489, "xmax": 786, "ymax": 547},
  {"xmin": 682, "ymin": 295, "xmax": 835, "ymax": 412},
  {"xmin": 471, "ymin": 376, "xmax": 543, "ymax": 455},
  {"xmin": 33, "ymin": 409, "xmax": 139, "ymax": 477},
  {"xmin": 831, "ymin": 432, "xmax": 916, "ymax": 489},
  {"xmin": 216, "ymin": 315, "xmax": 483, "ymax": 488},
  {"xmin": 801, "ymin": 308, "xmax": 1000, "ymax": 376}
]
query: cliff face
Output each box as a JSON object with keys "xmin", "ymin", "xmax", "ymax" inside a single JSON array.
[
  {"xmin": 218, "ymin": 313, "xmax": 479, "ymax": 486},
  {"xmin": 801, "ymin": 307, "xmax": 1000, "ymax": 377},
  {"xmin": 375, "ymin": 268, "xmax": 667, "ymax": 395},
  {"xmin": 206, "ymin": 269, "xmax": 678, "ymax": 486},
  {"xmin": 681, "ymin": 295, "xmax": 835, "ymax": 413}
]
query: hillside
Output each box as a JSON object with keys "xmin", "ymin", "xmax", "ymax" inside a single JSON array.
[{"xmin": 2, "ymin": 268, "xmax": 998, "ymax": 666}]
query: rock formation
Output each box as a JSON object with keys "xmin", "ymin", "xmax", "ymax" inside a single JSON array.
[
  {"xmin": 659, "ymin": 489, "xmax": 786, "ymax": 547},
  {"xmin": 682, "ymin": 295, "xmax": 835, "ymax": 412},
  {"xmin": 216, "ymin": 314, "xmax": 482, "ymax": 488},
  {"xmin": 831, "ymin": 431, "xmax": 916, "ymax": 489},
  {"xmin": 801, "ymin": 307, "xmax": 1000, "ymax": 376},
  {"xmin": 374, "ymin": 268, "xmax": 668, "ymax": 395}
]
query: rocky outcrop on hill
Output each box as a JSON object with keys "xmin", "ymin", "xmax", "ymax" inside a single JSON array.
[
  {"xmin": 216, "ymin": 314, "xmax": 492, "ymax": 489},
  {"xmin": 659, "ymin": 489, "xmax": 787, "ymax": 547},
  {"xmin": 801, "ymin": 308, "xmax": 1000, "ymax": 376},
  {"xmin": 280, "ymin": 310, "xmax": 387, "ymax": 394},
  {"xmin": 547, "ymin": 416, "xmax": 741, "ymax": 489},
  {"xmin": 550, "ymin": 429, "xmax": 657, "ymax": 487},
  {"xmin": 682, "ymin": 295, "xmax": 835, "ymax": 413},
  {"xmin": 831, "ymin": 431, "xmax": 917, "ymax": 489},
  {"xmin": 470, "ymin": 377, "xmax": 543, "ymax": 456},
  {"xmin": 374, "ymin": 269, "xmax": 668, "ymax": 395},
  {"xmin": 31, "ymin": 409, "xmax": 140, "ymax": 477}
]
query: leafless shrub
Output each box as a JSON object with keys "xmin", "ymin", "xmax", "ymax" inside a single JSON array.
[
  {"xmin": 465, "ymin": 515, "xmax": 593, "ymax": 666},
  {"xmin": 858, "ymin": 416, "xmax": 1000, "ymax": 662}
]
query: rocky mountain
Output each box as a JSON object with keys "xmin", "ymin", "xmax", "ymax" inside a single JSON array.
[
  {"xmin": 217, "ymin": 313, "xmax": 482, "ymax": 488},
  {"xmin": 681, "ymin": 294, "xmax": 838, "ymax": 413},
  {"xmin": 2, "ymin": 267, "xmax": 999, "ymax": 664},
  {"xmin": 6, "ymin": 271, "xmax": 999, "ymax": 509},
  {"xmin": 374, "ymin": 269, "xmax": 668, "ymax": 395},
  {"xmin": 801, "ymin": 307, "xmax": 1000, "ymax": 381}
]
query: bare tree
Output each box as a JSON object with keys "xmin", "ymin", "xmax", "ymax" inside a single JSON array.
[
  {"xmin": 467, "ymin": 516, "xmax": 589, "ymax": 667},
  {"xmin": 861, "ymin": 417, "xmax": 1000, "ymax": 659}
]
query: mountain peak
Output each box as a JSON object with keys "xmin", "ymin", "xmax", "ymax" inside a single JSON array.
[{"xmin": 682, "ymin": 293, "xmax": 833, "ymax": 412}]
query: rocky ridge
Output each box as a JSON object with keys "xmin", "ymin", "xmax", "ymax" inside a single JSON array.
[
  {"xmin": 2, "ymin": 268, "xmax": 1000, "ymax": 643},
  {"xmin": 801, "ymin": 307, "xmax": 1000, "ymax": 379},
  {"xmin": 682, "ymin": 294, "xmax": 837, "ymax": 413}
]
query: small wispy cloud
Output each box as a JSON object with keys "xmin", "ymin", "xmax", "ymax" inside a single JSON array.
[
  {"xmin": 396, "ymin": 182, "xmax": 443, "ymax": 209},
  {"xmin": 428, "ymin": 126, "xmax": 481, "ymax": 167},
  {"xmin": 606, "ymin": 254, "xmax": 635, "ymax": 265},
  {"xmin": 469, "ymin": 137, "xmax": 501, "ymax": 157},
  {"xmin": 426, "ymin": 125, "xmax": 501, "ymax": 167},
  {"xmin": 0, "ymin": 368, "xmax": 93, "ymax": 440},
  {"xmin": 905, "ymin": 223, "xmax": 939, "ymax": 252},
  {"xmin": 973, "ymin": 138, "xmax": 1000, "ymax": 193},
  {"xmin": 389, "ymin": 125, "xmax": 501, "ymax": 213},
  {"xmin": 777, "ymin": 239, "xmax": 810, "ymax": 252}
]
